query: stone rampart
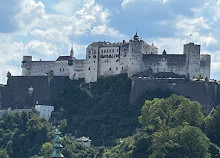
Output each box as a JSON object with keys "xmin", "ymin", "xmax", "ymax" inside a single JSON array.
[
  {"xmin": 130, "ymin": 78, "xmax": 219, "ymax": 112},
  {"xmin": 1, "ymin": 76, "xmax": 69, "ymax": 109}
]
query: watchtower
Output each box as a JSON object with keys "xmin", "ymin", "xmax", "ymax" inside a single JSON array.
[{"xmin": 184, "ymin": 42, "xmax": 200, "ymax": 79}]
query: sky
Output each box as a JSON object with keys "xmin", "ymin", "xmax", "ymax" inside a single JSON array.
[{"xmin": 0, "ymin": 0, "xmax": 220, "ymax": 84}]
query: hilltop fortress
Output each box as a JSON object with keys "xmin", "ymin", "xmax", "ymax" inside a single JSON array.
[
  {"xmin": 21, "ymin": 33, "xmax": 211, "ymax": 82},
  {"xmin": 2, "ymin": 33, "xmax": 218, "ymax": 112}
]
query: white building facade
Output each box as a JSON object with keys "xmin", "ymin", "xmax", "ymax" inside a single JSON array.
[{"xmin": 35, "ymin": 105, "xmax": 54, "ymax": 120}]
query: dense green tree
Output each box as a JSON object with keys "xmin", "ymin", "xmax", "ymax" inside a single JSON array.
[
  {"xmin": 208, "ymin": 143, "xmax": 220, "ymax": 158},
  {"xmin": 0, "ymin": 111, "xmax": 51, "ymax": 158},
  {"xmin": 139, "ymin": 95, "xmax": 205, "ymax": 133},
  {"xmin": 151, "ymin": 125, "xmax": 211, "ymax": 158},
  {"xmin": 205, "ymin": 105, "xmax": 220, "ymax": 147},
  {"xmin": 138, "ymin": 98, "xmax": 173, "ymax": 133},
  {"xmin": 59, "ymin": 119, "xmax": 68, "ymax": 134},
  {"xmin": 0, "ymin": 148, "xmax": 9, "ymax": 158},
  {"xmin": 174, "ymin": 99, "xmax": 205, "ymax": 127},
  {"xmin": 39, "ymin": 142, "xmax": 53, "ymax": 158},
  {"xmin": 132, "ymin": 135, "xmax": 152, "ymax": 158},
  {"xmin": 103, "ymin": 136, "xmax": 135, "ymax": 158}
]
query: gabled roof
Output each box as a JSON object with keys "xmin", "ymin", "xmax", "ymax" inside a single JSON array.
[
  {"xmin": 56, "ymin": 56, "xmax": 75, "ymax": 61},
  {"xmin": 76, "ymin": 136, "xmax": 92, "ymax": 142}
]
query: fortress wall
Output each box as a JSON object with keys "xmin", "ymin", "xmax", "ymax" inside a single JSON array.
[
  {"xmin": 142, "ymin": 54, "xmax": 187, "ymax": 75},
  {"xmin": 0, "ymin": 85, "xmax": 5, "ymax": 109},
  {"xmin": 200, "ymin": 54, "xmax": 211, "ymax": 79},
  {"xmin": 24, "ymin": 61, "xmax": 69, "ymax": 76},
  {"xmin": 69, "ymin": 60, "xmax": 85, "ymax": 80},
  {"xmin": 2, "ymin": 76, "xmax": 69, "ymax": 109},
  {"xmin": 130, "ymin": 78, "xmax": 218, "ymax": 112}
]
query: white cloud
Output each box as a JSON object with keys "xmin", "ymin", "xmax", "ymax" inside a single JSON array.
[
  {"xmin": 52, "ymin": 0, "xmax": 91, "ymax": 16},
  {"xmin": 176, "ymin": 16, "xmax": 210, "ymax": 36},
  {"xmin": 91, "ymin": 25, "xmax": 126, "ymax": 38},
  {"xmin": 15, "ymin": 0, "xmax": 46, "ymax": 29},
  {"xmin": 121, "ymin": 0, "xmax": 135, "ymax": 7},
  {"xmin": 25, "ymin": 40, "xmax": 58, "ymax": 57},
  {"xmin": 199, "ymin": 35, "xmax": 218, "ymax": 46},
  {"xmin": 152, "ymin": 37, "xmax": 187, "ymax": 54}
]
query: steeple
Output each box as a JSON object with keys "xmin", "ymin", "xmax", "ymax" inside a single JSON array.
[
  {"xmin": 70, "ymin": 45, "xmax": 74, "ymax": 57},
  {"xmin": 51, "ymin": 129, "xmax": 64, "ymax": 158},
  {"xmin": 162, "ymin": 49, "xmax": 167, "ymax": 55},
  {"xmin": 133, "ymin": 32, "xmax": 140, "ymax": 41}
]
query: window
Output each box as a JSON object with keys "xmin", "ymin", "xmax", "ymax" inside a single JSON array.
[
  {"xmin": 89, "ymin": 67, "xmax": 90, "ymax": 70},
  {"xmin": 63, "ymin": 68, "xmax": 65, "ymax": 71},
  {"xmin": 117, "ymin": 49, "xmax": 119, "ymax": 52},
  {"xmin": 109, "ymin": 68, "xmax": 111, "ymax": 71},
  {"xmin": 116, "ymin": 67, "xmax": 118, "ymax": 70},
  {"xmin": 94, "ymin": 61, "xmax": 95, "ymax": 63},
  {"xmin": 101, "ymin": 50, "xmax": 103, "ymax": 53},
  {"xmin": 104, "ymin": 50, "xmax": 106, "ymax": 53},
  {"xmin": 110, "ymin": 49, "xmax": 111, "ymax": 53},
  {"xmin": 122, "ymin": 67, "xmax": 123, "ymax": 70},
  {"xmin": 112, "ymin": 49, "xmax": 114, "ymax": 53}
]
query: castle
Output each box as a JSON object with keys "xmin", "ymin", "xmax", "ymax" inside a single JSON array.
[{"xmin": 21, "ymin": 33, "xmax": 211, "ymax": 83}]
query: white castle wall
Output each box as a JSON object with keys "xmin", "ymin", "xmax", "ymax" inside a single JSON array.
[
  {"xmin": 21, "ymin": 34, "xmax": 211, "ymax": 83},
  {"xmin": 69, "ymin": 59, "xmax": 85, "ymax": 80},
  {"xmin": 98, "ymin": 46, "xmax": 121, "ymax": 77},
  {"xmin": 22, "ymin": 60, "xmax": 69, "ymax": 76},
  {"xmin": 200, "ymin": 54, "xmax": 211, "ymax": 79},
  {"xmin": 142, "ymin": 54, "xmax": 187, "ymax": 76}
]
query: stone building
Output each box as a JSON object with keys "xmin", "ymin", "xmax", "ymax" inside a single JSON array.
[{"xmin": 21, "ymin": 33, "xmax": 211, "ymax": 83}]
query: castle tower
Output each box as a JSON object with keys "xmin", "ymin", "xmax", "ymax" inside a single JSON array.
[
  {"xmin": 70, "ymin": 45, "xmax": 74, "ymax": 57},
  {"xmin": 184, "ymin": 42, "xmax": 201, "ymax": 79},
  {"xmin": 84, "ymin": 43, "xmax": 99, "ymax": 83},
  {"xmin": 51, "ymin": 129, "xmax": 64, "ymax": 158},
  {"xmin": 200, "ymin": 54, "xmax": 211, "ymax": 79},
  {"xmin": 21, "ymin": 56, "xmax": 32, "ymax": 76},
  {"xmin": 127, "ymin": 32, "xmax": 143, "ymax": 76}
]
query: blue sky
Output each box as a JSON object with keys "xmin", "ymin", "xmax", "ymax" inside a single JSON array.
[{"xmin": 0, "ymin": 0, "xmax": 220, "ymax": 83}]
